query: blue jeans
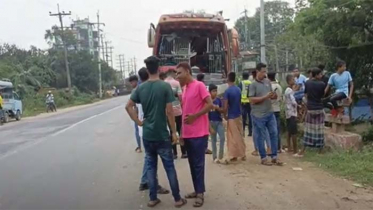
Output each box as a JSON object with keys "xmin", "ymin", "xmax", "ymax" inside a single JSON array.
[
  {"xmin": 274, "ymin": 112, "xmax": 281, "ymax": 150},
  {"xmin": 184, "ymin": 136, "xmax": 208, "ymax": 194},
  {"xmin": 253, "ymin": 128, "xmax": 270, "ymax": 150},
  {"xmin": 134, "ymin": 122, "xmax": 141, "ymax": 148},
  {"xmin": 143, "ymin": 140, "xmax": 181, "ymax": 202},
  {"xmin": 210, "ymin": 121, "xmax": 225, "ymax": 160},
  {"xmin": 252, "ymin": 113, "xmax": 279, "ymax": 160}
]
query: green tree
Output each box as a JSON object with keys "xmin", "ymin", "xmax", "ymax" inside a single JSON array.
[{"xmin": 235, "ymin": 1, "xmax": 295, "ymax": 70}]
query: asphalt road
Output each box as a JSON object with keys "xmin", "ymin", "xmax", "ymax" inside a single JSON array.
[
  {"xmin": 0, "ymin": 96, "xmax": 372, "ymax": 210},
  {"xmin": 0, "ymin": 96, "xmax": 148, "ymax": 209},
  {"xmin": 0, "ymin": 96, "xmax": 243, "ymax": 210}
]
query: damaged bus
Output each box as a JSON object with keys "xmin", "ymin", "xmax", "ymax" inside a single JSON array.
[{"xmin": 148, "ymin": 12, "xmax": 240, "ymax": 94}]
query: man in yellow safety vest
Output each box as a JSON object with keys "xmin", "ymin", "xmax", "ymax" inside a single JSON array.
[{"xmin": 238, "ymin": 71, "xmax": 253, "ymax": 137}]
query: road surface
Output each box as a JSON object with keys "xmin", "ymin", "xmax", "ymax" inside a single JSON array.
[{"xmin": 0, "ymin": 96, "xmax": 372, "ymax": 209}]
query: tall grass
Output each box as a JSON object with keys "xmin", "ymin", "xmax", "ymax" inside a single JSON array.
[{"xmin": 22, "ymin": 89, "xmax": 97, "ymax": 117}]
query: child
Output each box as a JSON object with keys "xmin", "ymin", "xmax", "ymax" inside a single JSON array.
[
  {"xmin": 284, "ymin": 74, "xmax": 298, "ymax": 154},
  {"xmin": 324, "ymin": 60, "xmax": 354, "ymax": 116},
  {"xmin": 208, "ymin": 84, "xmax": 226, "ymax": 164}
]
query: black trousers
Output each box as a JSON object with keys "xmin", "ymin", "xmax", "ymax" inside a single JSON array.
[
  {"xmin": 241, "ymin": 103, "xmax": 253, "ymax": 135},
  {"xmin": 168, "ymin": 115, "xmax": 187, "ymax": 156},
  {"xmin": 325, "ymin": 92, "xmax": 347, "ymax": 109}
]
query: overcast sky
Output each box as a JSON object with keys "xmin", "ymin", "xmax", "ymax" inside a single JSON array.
[{"xmin": 0, "ymin": 0, "xmax": 294, "ymax": 70}]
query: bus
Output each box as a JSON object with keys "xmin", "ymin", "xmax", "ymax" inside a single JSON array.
[{"xmin": 147, "ymin": 12, "xmax": 240, "ymax": 94}]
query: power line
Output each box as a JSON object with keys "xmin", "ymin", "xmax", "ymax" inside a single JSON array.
[
  {"xmin": 91, "ymin": 11, "xmax": 105, "ymax": 99},
  {"xmin": 105, "ymin": 32, "xmax": 143, "ymax": 44},
  {"xmin": 49, "ymin": 4, "xmax": 72, "ymax": 92}
]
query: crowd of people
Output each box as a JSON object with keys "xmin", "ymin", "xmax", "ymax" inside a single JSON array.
[{"xmin": 125, "ymin": 56, "xmax": 354, "ymax": 208}]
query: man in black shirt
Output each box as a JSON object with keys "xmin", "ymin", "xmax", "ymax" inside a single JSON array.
[
  {"xmin": 296, "ymin": 68, "xmax": 326, "ymax": 157},
  {"xmin": 305, "ymin": 69, "xmax": 325, "ymax": 110}
]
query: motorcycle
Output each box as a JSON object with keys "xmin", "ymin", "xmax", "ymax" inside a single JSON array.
[{"xmin": 46, "ymin": 102, "xmax": 57, "ymax": 113}]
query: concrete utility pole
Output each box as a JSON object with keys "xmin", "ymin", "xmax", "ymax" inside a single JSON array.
[
  {"xmin": 241, "ymin": 8, "xmax": 251, "ymax": 50},
  {"xmin": 92, "ymin": 11, "xmax": 105, "ymax": 99},
  {"xmin": 100, "ymin": 34, "xmax": 105, "ymax": 60},
  {"xmin": 285, "ymin": 49, "xmax": 289, "ymax": 72},
  {"xmin": 105, "ymin": 41, "xmax": 110, "ymax": 63},
  {"xmin": 50, "ymin": 4, "xmax": 72, "ymax": 92},
  {"xmin": 133, "ymin": 57, "xmax": 137, "ymax": 72},
  {"xmin": 274, "ymin": 44, "xmax": 279, "ymax": 72},
  {"xmin": 127, "ymin": 61, "xmax": 133, "ymax": 76},
  {"xmin": 109, "ymin": 47, "xmax": 114, "ymax": 68},
  {"xmin": 260, "ymin": 0, "xmax": 266, "ymax": 63},
  {"xmin": 117, "ymin": 54, "xmax": 125, "ymax": 80}
]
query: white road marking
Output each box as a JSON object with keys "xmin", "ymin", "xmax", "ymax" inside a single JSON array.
[{"xmin": 0, "ymin": 105, "xmax": 124, "ymax": 161}]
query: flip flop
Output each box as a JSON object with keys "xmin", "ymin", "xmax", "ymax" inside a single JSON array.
[
  {"xmin": 185, "ymin": 192, "xmax": 197, "ymax": 199},
  {"xmin": 272, "ymin": 159, "xmax": 286, "ymax": 166},
  {"xmin": 157, "ymin": 186, "xmax": 170, "ymax": 194},
  {"xmin": 147, "ymin": 199, "xmax": 161, "ymax": 208},
  {"xmin": 175, "ymin": 198, "xmax": 187, "ymax": 208},
  {"xmin": 251, "ymin": 151, "xmax": 259, "ymax": 156},
  {"xmin": 261, "ymin": 159, "xmax": 273, "ymax": 166}
]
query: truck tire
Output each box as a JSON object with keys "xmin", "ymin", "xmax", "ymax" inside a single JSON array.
[
  {"xmin": 15, "ymin": 110, "xmax": 21, "ymax": 121},
  {"xmin": 4, "ymin": 112, "xmax": 9, "ymax": 123}
]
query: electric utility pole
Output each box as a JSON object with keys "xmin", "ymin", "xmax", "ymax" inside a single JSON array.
[
  {"xmin": 241, "ymin": 8, "xmax": 251, "ymax": 50},
  {"xmin": 117, "ymin": 54, "xmax": 125, "ymax": 80},
  {"xmin": 49, "ymin": 4, "xmax": 72, "ymax": 92},
  {"xmin": 108, "ymin": 46, "xmax": 114, "ymax": 68},
  {"xmin": 100, "ymin": 34, "xmax": 105, "ymax": 60},
  {"xmin": 133, "ymin": 57, "xmax": 137, "ymax": 72},
  {"xmin": 92, "ymin": 11, "xmax": 105, "ymax": 98},
  {"xmin": 260, "ymin": 0, "xmax": 266, "ymax": 63},
  {"xmin": 105, "ymin": 41, "xmax": 110, "ymax": 63}
]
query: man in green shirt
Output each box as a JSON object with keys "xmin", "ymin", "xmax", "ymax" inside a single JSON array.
[{"xmin": 126, "ymin": 56, "xmax": 187, "ymax": 208}]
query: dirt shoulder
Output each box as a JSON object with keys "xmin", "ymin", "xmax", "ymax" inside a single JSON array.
[
  {"xmin": 157, "ymin": 136, "xmax": 373, "ymax": 210},
  {"xmin": 218, "ymin": 137, "xmax": 373, "ymax": 209}
]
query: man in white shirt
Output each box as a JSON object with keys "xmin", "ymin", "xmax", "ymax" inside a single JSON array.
[{"xmin": 268, "ymin": 72, "xmax": 283, "ymax": 152}]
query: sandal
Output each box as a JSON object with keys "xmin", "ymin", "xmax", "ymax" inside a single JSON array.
[
  {"xmin": 157, "ymin": 186, "xmax": 170, "ymax": 194},
  {"xmin": 261, "ymin": 159, "xmax": 273, "ymax": 166},
  {"xmin": 135, "ymin": 147, "xmax": 142, "ymax": 153},
  {"xmin": 147, "ymin": 199, "xmax": 161, "ymax": 208},
  {"xmin": 272, "ymin": 159, "xmax": 285, "ymax": 166},
  {"xmin": 241, "ymin": 156, "xmax": 247, "ymax": 161},
  {"xmin": 230, "ymin": 157, "xmax": 238, "ymax": 162},
  {"xmin": 251, "ymin": 151, "xmax": 259, "ymax": 156},
  {"xmin": 185, "ymin": 192, "xmax": 197, "ymax": 199},
  {"xmin": 175, "ymin": 198, "xmax": 187, "ymax": 208},
  {"xmin": 193, "ymin": 194, "xmax": 204, "ymax": 208}
]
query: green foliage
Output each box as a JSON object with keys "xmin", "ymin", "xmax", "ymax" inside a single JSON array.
[
  {"xmin": 235, "ymin": 0, "xmax": 373, "ymax": 92},
  {"xmin": 362, "ymin": 126, "xmax": 373, "ymax": 143},
  {"xmin": 0, "ymin": 43, "xmax": 118, "ymax": 94},
  {"xmin": 303, "ymin": 147, "xmax": 373, "ymax": 186},
  {"xmin": 290, "ymin": 0, "xmax": 373, "ymax": 90},
  {"xmin": 22, "ymin": 90, "xmax": 96, "ymax": 117},
  {"xmin": 0, "ymin": 26, "xmax": 120, "ymax": 117}
]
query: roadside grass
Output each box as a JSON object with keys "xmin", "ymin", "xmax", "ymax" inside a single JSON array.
[
  {"xmin": 22, "ymin": 91, "xmax": 98, "ymax": 117},
  {"xmin": 280, "ymin": 118, "xmax": 373, "ymax": 187},
  {"xmin": 302, "ymin": 146, "xmax": 373, "ymax": 186}
]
